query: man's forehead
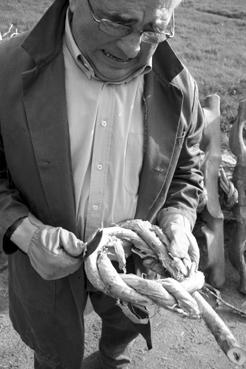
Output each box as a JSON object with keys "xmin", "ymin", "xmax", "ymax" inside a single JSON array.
[
  {"xmin": 98, "ymin": 0, "xmax": 174, "ymax": 14},
  {"xmin": 96, "ymin": 0, "xmax": 176, "ymax": 22}
]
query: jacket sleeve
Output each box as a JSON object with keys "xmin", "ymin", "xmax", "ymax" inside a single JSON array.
[
  {"xmin": 0, "ymin": 133, "xmax": 29, "ymax": 252},
  {"xmin": 157, "ymin": 80, "xmax": 204, "ymax": 230}
]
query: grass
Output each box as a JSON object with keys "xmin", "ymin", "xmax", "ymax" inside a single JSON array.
[
  {"xmin": 0, "ymin": 0, "xmax": 52, "ymax": 33},
  {"xmin": 0, "ymin": 0, "xmax": 245, "ymax": 132},
  {"xmin": 171, "ymin": 0, "xmax": 246, "ymax": 131}
]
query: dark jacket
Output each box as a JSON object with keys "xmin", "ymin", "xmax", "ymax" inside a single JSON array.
[{"xmin": 0, "ymin": 0, "xmax": 204, "ymax": 351}]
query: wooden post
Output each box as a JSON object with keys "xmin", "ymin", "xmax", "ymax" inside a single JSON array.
[{"xmin": 229, "ymin": 99, "xmax": 246, "ymax": 294}]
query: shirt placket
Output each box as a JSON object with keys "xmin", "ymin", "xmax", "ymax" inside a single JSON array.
[{"xmin": 85, "ymin": 84, "xmax": 113, "ymax": 240}]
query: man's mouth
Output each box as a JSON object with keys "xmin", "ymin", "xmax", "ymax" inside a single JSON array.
[{"xmin": 102, "ymin": 49, "xmax": 133, "ymax": 63}]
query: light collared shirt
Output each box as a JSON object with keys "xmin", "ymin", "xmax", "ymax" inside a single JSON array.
[{"xmin": 63, "ymin": 11, "xmax": 150, "ymax": 241}]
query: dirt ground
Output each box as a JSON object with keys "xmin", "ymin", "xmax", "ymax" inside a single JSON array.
[{"xmin": 0, "ymin": 251, "xmax": 246, "ymax": 369}]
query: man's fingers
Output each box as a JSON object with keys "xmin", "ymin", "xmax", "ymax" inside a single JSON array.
[
  {"xmin": 187, "ymin": 232, "xmax": 200, "ymax": 268},
  {"xmin": 168, "ymin": 236, "xmax": 188, "ymax": 259},
  {"xmin": 169, "ymin": 240, "xmax": 189, "ymax": 276},
  {"xmin": 60, "ymin": 229, "xmax": 85, "ymax": 257},
  {"xmin": 173, "ymin": 256, "xmax": 189, "ymax": 277},
  {"xmin": 188, "ymin": 262, "xmax": 197, "ymax": 277},
  {"xmin": 168, "ymin": 231, "xmax": 199, "ymax": 276},
  {"xmin": 182, "ymin": 256, "xmax": 192, "ymax": 272}
]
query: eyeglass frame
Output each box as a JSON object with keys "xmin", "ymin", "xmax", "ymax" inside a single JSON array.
[{"xmin": 86, "ymin": 0, "xmax": 175, "ymax": 44}]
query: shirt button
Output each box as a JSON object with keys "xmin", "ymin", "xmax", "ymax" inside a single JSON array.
[
  {"xmin": 92, "ymin": 204, "xmax": 99, "ymax": 211},
  {"xmin": 97, "ymin": 163, "xmax": 103, "ymax": 170},
  {"xmin": 101, "ymin": 120, "xmax": 107, "ymax": 127}
]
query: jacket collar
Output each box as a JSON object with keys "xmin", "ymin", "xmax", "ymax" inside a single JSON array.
[
  {"xmin": 153, "ymin": 41, "xmax": 184, "ymax": 84},
  {"xmin": 22, "ymin": 0, "xmax": 68, "ymax": 66}
]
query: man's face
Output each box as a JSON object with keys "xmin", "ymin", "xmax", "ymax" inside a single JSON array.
[{"xmin": 69, "ymin": 0, "xmax": 174, "ymax": 82}]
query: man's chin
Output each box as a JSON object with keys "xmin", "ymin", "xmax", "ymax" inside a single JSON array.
[{"xmin": 92, "ymin": 65, "xmax": 135, "ymax": 83}]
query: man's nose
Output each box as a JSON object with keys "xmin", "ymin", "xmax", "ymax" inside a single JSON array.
[{"xmin": 116, "ymin": 33, "xmax": 142, "ymax": 59}]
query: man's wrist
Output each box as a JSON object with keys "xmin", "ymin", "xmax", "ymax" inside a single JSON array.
[
  {"xmin": 5, "ymin": 217, "xmax": 27, "ymax": 239},
  {"xmin": 3, "ymin": 217, "xmax": 28, "ymax": 254},
  {"xmin": 10, "ymin": 217, "xmax": 38, "ymax": 254},
  {"xmin": 158, "ymin": 209, "xmax": 192, "ymax": 231}
]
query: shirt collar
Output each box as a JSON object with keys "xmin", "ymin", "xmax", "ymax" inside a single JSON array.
[{"xmin": 64, "ymin": 9, "xmax": 152, "ymax": 84}]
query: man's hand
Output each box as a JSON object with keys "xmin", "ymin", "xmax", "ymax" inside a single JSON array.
[
  {"xmin": 160, "ymin": 214, "xmax": 200, "ymax": 277},
  {"xmin": 11, "ymin": 214, "xmax": 86, "ymax": 280}
]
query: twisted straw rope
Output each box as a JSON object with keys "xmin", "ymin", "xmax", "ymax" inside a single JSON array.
[{"xmin": 85, "ymin": 221, "xmax": 205, "ymax": 322}]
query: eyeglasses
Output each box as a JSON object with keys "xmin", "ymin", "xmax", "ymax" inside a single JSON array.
[{"xmin": 87, "ymin": 0, "xmax": 175, "ymax": 44}]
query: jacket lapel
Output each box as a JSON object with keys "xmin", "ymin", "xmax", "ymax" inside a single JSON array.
[
  {"xmin": 22, "ymin": 53, "xmax": 76, "ymax": 233},
  {"xmin": 136, "ymin": 68, "xmax": 183, "ymax": 221}
]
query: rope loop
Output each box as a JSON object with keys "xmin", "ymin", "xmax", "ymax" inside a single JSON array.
[{"xmin": 85, "ymin": 220, "xmax": 205, "ymax": 324}]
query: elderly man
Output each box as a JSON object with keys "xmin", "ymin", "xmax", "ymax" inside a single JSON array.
[{"xmin": 0, "ymin": 0, "xmax": 204, "ymax": 368}]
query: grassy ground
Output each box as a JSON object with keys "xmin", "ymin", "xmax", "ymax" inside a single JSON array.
[
  {"xmin": 171, "ymin": 0, "xmax": 246, "ymax": 131},
  {"xmin": 0, "ymin": 0, "xmax": 51, "ymax": 32},
  {"xmin": 0, "ymin": 0, "xmax": 245, "ymax": 132}
]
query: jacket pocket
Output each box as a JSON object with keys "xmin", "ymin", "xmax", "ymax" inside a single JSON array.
[{"xmin": 8, "ymin": 250, "xmax": 56, "ymax": 312}]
